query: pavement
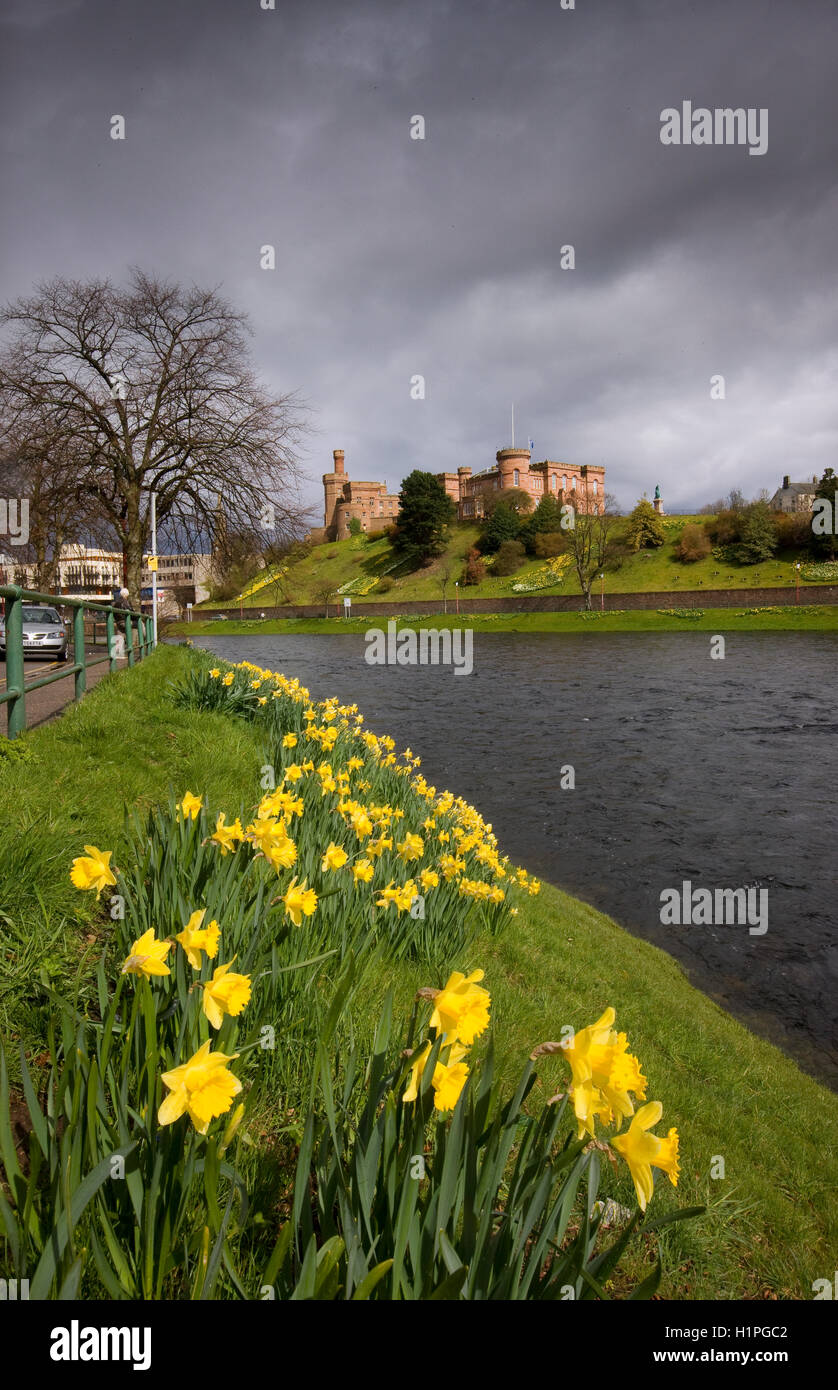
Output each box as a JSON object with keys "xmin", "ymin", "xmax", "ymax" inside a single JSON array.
[{"xmin": 0, "ymin": 645, "xmax": 130, "ymax": 735}]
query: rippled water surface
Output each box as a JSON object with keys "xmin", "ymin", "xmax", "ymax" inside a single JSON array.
[{"xmin": 192, "ymin": 631, "xmax": 838, "ymax": 1086}]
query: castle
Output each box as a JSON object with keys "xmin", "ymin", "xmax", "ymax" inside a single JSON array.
[
  {"xmin": 436, "ymin": 447, "xmax": 605, "ymax": 519},
  {"xmin": 320, "ymin": 446, "xmax": 605, "ymax": 540},
  {"xmin": 320, "ymin": 450, "xmax": 401, "ymax": 541}
]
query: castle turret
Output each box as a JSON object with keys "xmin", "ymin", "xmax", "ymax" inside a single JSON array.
[
  {"xmin": 496, "ymin": 447, "xmax": 531, "ymax": 490},
  {"xmin": 323, "ymin": 448, "xmax": 347, "ymax": 538}
]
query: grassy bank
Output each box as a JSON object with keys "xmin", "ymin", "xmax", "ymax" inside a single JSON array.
[
  {"xmin": 197, "ymin": 519, "xmax": 835, "ymax": 611},
  {"xmin": 169, "ymin": 604, "xmax": 838, "ymax": 638},
  {"xmin": 1, "ymin": 643, "xmax": 836, "ymax": 1299}
]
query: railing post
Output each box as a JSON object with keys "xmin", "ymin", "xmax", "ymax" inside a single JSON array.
[
  {"xmin": 106, "ymin": 609, "xmax": 117, "ymax": 672},
  {"xmin": 5, "ymin": 591, "xmax": 25, "ymax": 739},
  {"xmin": 73, "ymin": 606, "xmax": 86, "ymax": 700},
  {"xmin": 125, "ymin": 611, "xmax": 135, "ymax": 667}
]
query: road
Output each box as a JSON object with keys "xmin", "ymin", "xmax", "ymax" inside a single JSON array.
[{"xmin": 0, "ymin": 645, "xmax": 129, "ymax": 734}]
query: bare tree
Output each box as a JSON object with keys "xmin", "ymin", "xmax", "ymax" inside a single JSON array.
[
  {"xmin": 316, "ymin": 583, "xmax": 336, "ymax": 618},
  {"xmin": 565, "ymin": 491, "xmax": 621, "ymax": 610},
  {"xmin": 0, "ymin": 271, "xmax": 310, "ymax": 604},
  {"xmin": 438, "ymin": 561, "xmax": 452, "ymax": 614}
]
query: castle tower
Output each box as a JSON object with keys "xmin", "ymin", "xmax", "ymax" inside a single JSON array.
[
  {"xmin": 323, "ymin": 449, "xmax": 347, "ymax": 538},
  {"xmin": 496, "ymin": 447, "xmax": 531, "ymax": 490}
]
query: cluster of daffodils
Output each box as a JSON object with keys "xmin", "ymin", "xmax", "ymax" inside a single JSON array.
[
  {"xmin": 198, "ymin": 660, "xmax": 542, "ymax": 924},
  {"xmin": 533, "ymin": 1007, "xmax": 679, "ymax": 1212},
  {"xmin": 119, "ymin": 910, "xmax": 251, "ymax": 1135},
  {"xmin": 70, "ymin": 843, "xmax": 250, "ymax": 1137},
  {"xmin": 403, "ymin": 970, "xmax": 491, "ymax": 1113}
]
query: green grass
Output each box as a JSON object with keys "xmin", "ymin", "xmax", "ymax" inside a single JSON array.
[
  {"xmin": 170, "ymin": 604, "xmax": 838, "ymax": 637},
  {"xmin": 1, "ymin": 642, "xmax": 837, "ymax": 1300},
  {"xmin": 198, "ymin": 517, "xmax": 832, "ymax": 611},
  {"xmin": 0, "ymin": 645, "xmax": 268, "ymax": 1058}
]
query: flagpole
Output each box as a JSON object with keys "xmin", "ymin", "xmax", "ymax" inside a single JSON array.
[{"xmin": 511, "ymin": 403, "xmax": 515, "ymax": 448}]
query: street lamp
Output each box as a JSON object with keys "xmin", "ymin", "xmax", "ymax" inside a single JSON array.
[
  {"xmin": 600, "ymin": 572, "xmax": 605, "ymax": 611},
  {"xmin": 455, "ymin": 581, "xmax": 459, "ymax": 615},
  {"xmin": 795, "ymin": 562, "xmax": 801, "ymax": 605}
]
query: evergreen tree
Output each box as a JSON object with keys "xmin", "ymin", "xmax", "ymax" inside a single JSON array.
[
  {"xmin": 519, "ymin": 493, "xmax": 564, "ymax": 553},
  {"xmin": 625, "ymin": 497, "xmax": 666, "ymax": 550},
  {"xmin": 480, "ymin": 501, "xmax": 521, "ymax": 553},
  {"xmin": 391, "ymin": 471, "xmax": 456, "ymax": 565},
  {"xmin": 812, "ymin": 468, "xmax": 838, "ymax": 559},
  {"xmin": 732, "ymin": 500, "xmax": 777, "ymax": 564}
]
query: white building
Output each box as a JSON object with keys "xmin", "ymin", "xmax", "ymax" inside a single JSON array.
[{"xmin": 769, "ymin": 474, "xmax": 819, "ymax": 513}]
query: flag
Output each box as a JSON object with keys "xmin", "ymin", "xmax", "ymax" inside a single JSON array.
[{"xmin": 529, "ymin": 438, "xmax": 535, "ymax": 451}]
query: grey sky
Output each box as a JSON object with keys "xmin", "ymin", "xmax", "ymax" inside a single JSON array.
[{"xmin": 1, "ymin": 0, "xmax": 836, "ymax": 518}]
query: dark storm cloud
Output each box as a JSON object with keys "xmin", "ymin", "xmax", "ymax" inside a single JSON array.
[{"xmin": 1, "ymin": 0, "xmax": 836, "ymax": 514}]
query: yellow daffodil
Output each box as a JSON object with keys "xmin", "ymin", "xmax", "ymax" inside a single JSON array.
[
  {"xmin": 121, "ymin": 928, "xmax": 171, "ymax": 978},
  {"xmin": 282, "ymin": 877, "xmax": 318, "ymax": 926},
  {"xmin": 209, "ymin": 668, "xmax": 220, "ymax": 678},
  {"xmin": 211, "ymin": 812, "xmax": 244, "ymax": 855},
  {"xmin": 70, "ymin": 845, "xmax": 117, "ymax": 898},
  {"xmin": 222, "ymin": 672, "xmax": 234, "ymax": 687},
  {"xmin": 282, "ymin": 733, "xmax": 298, "ymax": 748},
  {"xmin": 611, "ymin": 1102, "xmax": 680, "ymax": 1212},
  {"xmin": 158, "ymin": 1040, "xmax": 242, "ymax": 1135},
  {"xmin": 419, "ymin": 868, "xmax": 439, "ymax": 891},
  {"xmin": 176, "ymin": 909, "xmax": 220, "ymax": 969},
  {"xmin": 202, "ymin": 959, "xmax": 252, "ymax": 1029},
  {"xmin": 178, "ymin": 791, "xmax": 203, "ymax": 821},
  {"xmin": 561, "ymin": 1007, "xmax": 647, "ymax": 1140},
  {"xmin": 403, "ymin": 1041, "xmax": 470, "ymax": 1112},
  {"xmin": 321, "ymin": 842, "xmax": 348, "ymax": 872},
  {"xmin": 429, "ymin": 970, "xmax": 490, "ymax": 1045},
  {"xmin": 353, "ymin": 858, "xmax": 374, "ymax": 884},
  {"xmin": 397, "ymin": 832, "xmax": 424, "ymax": 862}
]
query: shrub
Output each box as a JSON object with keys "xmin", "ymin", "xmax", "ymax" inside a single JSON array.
[
  {"xmin": 492, "ymin": 540, "xmax": 526, "ymax": 576},
  {"xmin": 534, "ymin": 531, "xmax": 566, "ymax": 559},
  {"xmin": 676, "ymin": 524, "xmax": 711, "ymax": 563},
  {"xmin": 348, "ymin": 517, "xmax": 362, "ymax": 536},
  {"xmin": 461, "ymin": 547, "xmax": 486, "ymax": 585}
]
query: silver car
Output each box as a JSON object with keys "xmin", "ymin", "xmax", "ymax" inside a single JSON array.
[{"xmin": 0, "ymin": 604, "xmax": 69, "ymax": 661}]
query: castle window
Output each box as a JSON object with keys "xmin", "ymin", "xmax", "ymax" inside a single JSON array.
[
  {"xmin": 562, "ymin": 475, "xmax": 567, "ymax": 491},
  {"xmin": 592, "ymin": 479, "xmax": 598, "ymax": 495},
  {"xmin": 514, "ymin": 469, "xmax": 520, "ymax": 486},
  {"xmin": 551, "ymin": 475, "xmax": 557, "ymax": 490}
]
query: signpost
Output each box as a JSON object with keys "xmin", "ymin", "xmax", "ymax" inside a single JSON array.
[{"xmin": 343, "ymin": 596, "xmax": 351, "ymax": 618}]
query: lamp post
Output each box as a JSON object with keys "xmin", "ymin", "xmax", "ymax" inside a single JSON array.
[
  {"xmin": 150, "ymin": 490, "xmax": 158, "ymax": 646},
  {"xmin": 795, "ymin": 562, "xmax": 801, "ymax": 605},
  {"xmin": 600, "ymin": 572, "xmax": 605, "ymax": 611},
  {"xmin": 455, "ymin": 581, "xmax": 459, "ymax": 615}
]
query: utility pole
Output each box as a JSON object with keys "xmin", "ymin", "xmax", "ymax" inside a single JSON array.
[{"xmin": 151, "ymin": 491, "xmax": 158, "ymax": 645}]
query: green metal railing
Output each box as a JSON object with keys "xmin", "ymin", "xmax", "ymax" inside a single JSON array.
[{"xmin": 0, "ymin": 585, "xmax": 156, "ymax": 738}]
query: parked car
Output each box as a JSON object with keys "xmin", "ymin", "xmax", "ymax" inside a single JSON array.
[{"xmin": 0, "ymin": 604, "xmax": 69, "ymax": 661}]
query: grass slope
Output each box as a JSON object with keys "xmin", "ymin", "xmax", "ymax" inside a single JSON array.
[
  {"xmin": 199, "ymin": 519, "xmax": 833, "ymax": 611},
  {"xmin": 1, "ymin": 643, "xmax": 836, "ymax": 1300}
]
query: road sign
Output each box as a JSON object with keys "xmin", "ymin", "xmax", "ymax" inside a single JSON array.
[{"xmin": 343, "ymin": 597, "xmax": 351, "ymax": 612}]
